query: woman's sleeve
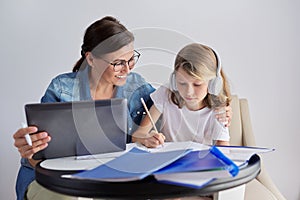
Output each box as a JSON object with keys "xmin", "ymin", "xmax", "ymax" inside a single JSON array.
[{"xmin": 40, "ymin": 77, "xmax": 61, "ymax": 103}]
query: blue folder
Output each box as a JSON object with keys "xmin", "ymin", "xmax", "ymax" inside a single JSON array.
[
  {"xmin": 71, "ymin": 147, "xmax": 192, "ymax": 181},
  {"xmin": 154, "ymin": 146, "xmax": 239, "ymax": 176}
]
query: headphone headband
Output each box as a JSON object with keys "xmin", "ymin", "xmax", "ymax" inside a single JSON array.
[
  {"xmin": 208, "ymin": 47, "xmax": 223, "ymax": 95},
  {"xmin": 211, "ymin": 48, "xmax": 221, "ymax": 77}
]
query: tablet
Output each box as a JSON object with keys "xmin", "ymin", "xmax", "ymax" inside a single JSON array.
[{"xmin": 25, "ymin": 99, "xmax": 127, "ymax": 160}]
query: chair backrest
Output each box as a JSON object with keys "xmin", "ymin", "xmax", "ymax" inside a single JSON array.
[
  {"xmin": 228, "ymin": 95, "xmax": 256, "ymax": 146},
  {"xmin": 228, "ymin": 95, "xmax": 286, "ymax": 200}
]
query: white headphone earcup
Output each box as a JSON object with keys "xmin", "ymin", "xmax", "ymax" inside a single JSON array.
[
  {"xmin": 169, "ymin": 72, "xmax": 177, "ymax": 91},
  {"xmin": 208, "ymin": 76, "xmax": 223, "ymax": 95}
]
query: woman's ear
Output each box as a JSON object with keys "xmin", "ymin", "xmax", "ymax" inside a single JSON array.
[{"xmin": 85, "ymin": 52, "xmax": 94, "ymax": 67}]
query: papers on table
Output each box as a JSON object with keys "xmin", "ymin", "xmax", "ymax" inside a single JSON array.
[
  {"xmin": 217, "ymin": 145, "xmax": 274, "ymax": 168},
  {"xmin": 62, "ymin": 145, "xmax": 240, "ymax": 188},
  {"xmin": 41, "ymin": 142, "xmax": 209, "ymax": 170},
  {"xmin": 45, "ymin": 141, "xmax": 274, "ymax": 189}
]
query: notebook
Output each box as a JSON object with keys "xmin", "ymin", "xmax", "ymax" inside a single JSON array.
[{"xmin": 25, "ymin": 98, "xmax": 127, "ymax": 160}]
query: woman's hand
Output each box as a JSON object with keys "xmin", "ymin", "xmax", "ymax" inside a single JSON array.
[
  {"xmin": 215, "ymin": 105, "xmax": 233, "ymax": 127},
  {"xmin": 132, "ymin": 130, "xmax": 165, "ymax": 148},
  {"xmin": 13, "ymin": 126, "xmax": 51, "ymax": 160}
]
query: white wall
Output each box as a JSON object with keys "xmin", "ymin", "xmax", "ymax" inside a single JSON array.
[{"xmin": 1, "ymin": 0, "xmax": 299, "ymax": 199}]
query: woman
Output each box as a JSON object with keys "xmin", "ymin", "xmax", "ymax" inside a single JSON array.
[
  {"xmin": 14, "ymin": 16, "xmax": 156, "ymax": 200},
  {"xmin": 13, "ymin": 16, "xmax": 232, "ymax": 199}
]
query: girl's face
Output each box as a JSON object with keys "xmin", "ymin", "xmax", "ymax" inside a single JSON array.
[
  {"xmin": 88, "ymin": 42, "xmax": 135, "ymax": 86},
  {"xmin": 175, "ymin": 67, "xmax": 208, "ymax": 111}
]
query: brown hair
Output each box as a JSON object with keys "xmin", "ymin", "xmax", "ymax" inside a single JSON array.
[{"xmin": 73, "ymin": 16, "xmax": 134, "ymax": 72}]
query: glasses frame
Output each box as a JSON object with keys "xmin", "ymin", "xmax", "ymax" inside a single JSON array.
[{"xmin": 100, "ymin": 50, "xmax": 141, "ymax": 72}]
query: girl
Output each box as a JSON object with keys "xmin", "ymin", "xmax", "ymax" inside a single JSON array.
[{"xmin": 132, "ymin": 43, "xmax": 231, "ymax": 148}]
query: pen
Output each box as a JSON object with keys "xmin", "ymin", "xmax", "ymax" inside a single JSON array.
[
  {"xmin": 140, "ymin": 98, "xmax": 158, "ymax": 133},
  {"xmin": 140, "ymin": 98, "xmax": 165, "ymax": 147},
  {"xmin": 21, "ymin": 122, "xmax": 32, "ymax": 146}
]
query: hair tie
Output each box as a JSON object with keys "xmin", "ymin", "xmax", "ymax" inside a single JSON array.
[{"xmin": 81, "ymin": 50, "xmax": 86, "ymax": 57}]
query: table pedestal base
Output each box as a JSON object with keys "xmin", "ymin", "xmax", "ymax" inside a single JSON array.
[{"xmin": 214, "ymin": 184, "xmax": 245, "ymax": 200}]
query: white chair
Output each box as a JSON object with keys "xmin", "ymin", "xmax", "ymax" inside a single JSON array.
[{"xmin": 228, "ymin": 95, "xmax": 286, "ymax": 200}]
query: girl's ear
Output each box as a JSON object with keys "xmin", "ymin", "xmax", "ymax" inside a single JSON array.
[{"xmin": 85, "ymin": 52, "xmax": 94, "ymax": 67}]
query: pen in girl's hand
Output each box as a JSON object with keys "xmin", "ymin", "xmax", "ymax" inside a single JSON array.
[
  {"xmin": 140, "ymin": 98, "xmax": 158, "ymax": 133},
  {"xmin": 140, "ymin": 98, "xmax": 164, "ymax": 146},
  {"xmin": 21, "ymin": 122, "xmax": 32, "ymax": 146}
]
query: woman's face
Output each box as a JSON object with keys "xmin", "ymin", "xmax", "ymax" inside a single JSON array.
[
  {"xmin": 89, "ymin": 42, "xmax": 135, "ymax": 86},
  {"xmin": 176, "ymin": 67, "xmax": 208, "ymax": 111}
]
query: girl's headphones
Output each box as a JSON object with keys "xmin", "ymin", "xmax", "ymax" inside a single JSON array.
[
  {"xmin": 208, "ymin": 49, "xmax": 223, "ymax": 95},
  {"xmin": 169, "ymin": 47, "xmax": 223, "ymax": 95},
  {"xmin": 169, "ymin": 72, "xmax": 177, "ymax": 91}
]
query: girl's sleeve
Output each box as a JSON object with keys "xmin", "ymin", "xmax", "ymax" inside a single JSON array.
[{"xmin": 150, "ymin": 85, "xmax": 169, "ymax": 113}]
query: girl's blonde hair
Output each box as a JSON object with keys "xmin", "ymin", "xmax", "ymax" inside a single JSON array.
[{"xmin": 170, "ymin": 43, "xmax": 231, "ymax": 109}]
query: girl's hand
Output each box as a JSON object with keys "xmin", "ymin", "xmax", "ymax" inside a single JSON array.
[
  {"xmin": 13, "ymin": 126, "xmax": 51, "ymax": 160},
  {"xmin": 132, "ymin": 130, "xmax": 165, "ymax": 148},
  {"xmin": 144, "ymin": 130, "xmax": 165, "ymax": 148},
  {"xmin": 215, "ymin": 105, "xmax": 232, "ymax": 127}
]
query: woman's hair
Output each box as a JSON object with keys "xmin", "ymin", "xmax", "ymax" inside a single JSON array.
[
  {"xmin": 73, "ymin": 16, "xmax": 134, "ymax": 72},
  {"xmin": 170, "ymin": 43, "xmax": 231, "ymax": 109}
]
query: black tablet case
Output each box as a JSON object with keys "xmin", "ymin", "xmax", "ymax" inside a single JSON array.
[{"xmin": 25, "ymin": 99, "xmax": 127, "ymax": 159}]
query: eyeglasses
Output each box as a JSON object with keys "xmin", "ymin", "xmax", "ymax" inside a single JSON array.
[{"xmin": 101, "ymin": 50, "xmax": 141, "ymax": 72}]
